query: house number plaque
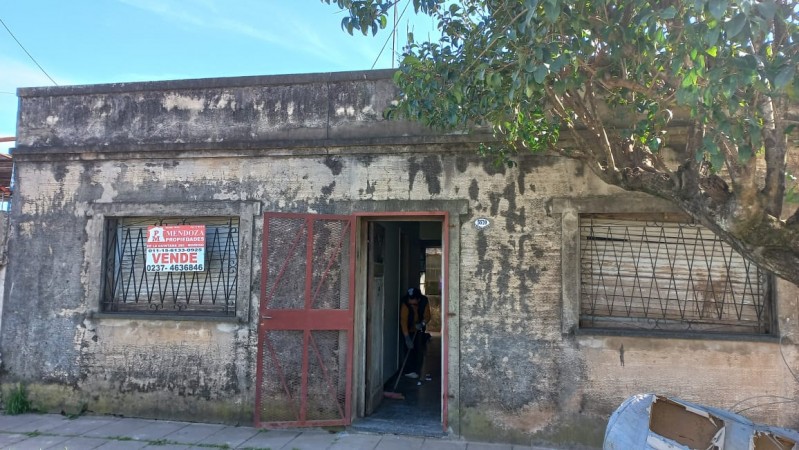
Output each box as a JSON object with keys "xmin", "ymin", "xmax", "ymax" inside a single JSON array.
[{"xmin": 474, "ymin": 218, "xmax": 491, "ymax": 230}]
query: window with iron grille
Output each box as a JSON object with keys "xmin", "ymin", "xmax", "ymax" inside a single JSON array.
[
  {"xmin": 101, "ymin": 216, "xmax": 239, "ymax": 317},
  {"xmin": 580, "ymin": 213, "xmax": 772, "ymax": 334}
]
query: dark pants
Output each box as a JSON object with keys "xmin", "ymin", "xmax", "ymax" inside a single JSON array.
[{"xmin": 405, "ymin": 332, "xmax": 427, "ymax": 375}]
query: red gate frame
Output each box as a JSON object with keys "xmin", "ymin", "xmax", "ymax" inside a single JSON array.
[{"xmin": 255, "ymin": 213, "xmax": 356, "ymax": 428}]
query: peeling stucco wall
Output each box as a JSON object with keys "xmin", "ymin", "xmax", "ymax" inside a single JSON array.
[
  {"xmin": 4, "ymin": 69, "xmax": 799, "ymax": 447},
  {"xmin": 79, "ymin": 319, "xmax": 249, "ymax": 421},
  {"xmin": 15, "ymin": 71, "xmax": 446, "ymax": 151}
]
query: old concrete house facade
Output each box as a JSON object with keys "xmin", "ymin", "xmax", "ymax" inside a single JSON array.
[{"xmin": 3, "ymin": 70, "xmax": 798, "ymax": 447}]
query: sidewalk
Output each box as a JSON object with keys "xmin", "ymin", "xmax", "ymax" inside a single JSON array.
[{"xmin": 0, "ymin": 413, "xmax": 560, "ymax": 450}]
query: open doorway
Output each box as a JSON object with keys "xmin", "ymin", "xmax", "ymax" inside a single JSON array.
[{"xmin": 354, "ymin": 217, "xmax": 445, "ymax": 437}]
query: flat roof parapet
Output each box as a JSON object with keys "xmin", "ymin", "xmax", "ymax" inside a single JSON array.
[
  {"xmin": 15, "ymin": 69, "xmax": 480, "ymax": 156},
  {"xmin": 16, "ymin": 69, "xmax": 397, "ymax": 98}
]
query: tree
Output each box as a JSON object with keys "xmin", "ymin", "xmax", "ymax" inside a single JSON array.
[{"xmin": 323, "ymin": 0, "xmax": 799, "ymax": 285}]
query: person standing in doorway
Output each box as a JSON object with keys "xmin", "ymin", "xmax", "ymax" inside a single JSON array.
[{"xmin": 401, "ymin": 287, "xmax": 431, "ymax": 379}]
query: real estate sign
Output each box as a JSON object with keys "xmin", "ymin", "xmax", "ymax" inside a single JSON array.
[{"xmin": 145, "ymin": 225, "xmax": 206, "ymax": 272}]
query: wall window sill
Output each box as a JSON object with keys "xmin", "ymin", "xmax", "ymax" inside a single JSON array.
[
  {"xmin": 91, "ymin": 311, "xmax": 241, "ymax": 324},
  {"xmin": 573, "ymin": 327, "xmax": 780, "ymax": 344}
]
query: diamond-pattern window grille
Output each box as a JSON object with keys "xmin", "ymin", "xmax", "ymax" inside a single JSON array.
[
  {"xmin": 580, "ymin": 214, "xmax": 771, "ymax": 334},
  {"xmin": 101, "ymin": 216, "xmax": 239, "ymax": 317}
]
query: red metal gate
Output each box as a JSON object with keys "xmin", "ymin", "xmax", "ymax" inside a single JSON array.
[{"xmin": 256, "ymin": 213, "xmax": 355, "ymax": 427}]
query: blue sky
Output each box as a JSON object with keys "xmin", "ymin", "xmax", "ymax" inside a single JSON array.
[{"xmin": 0, "ymin": 0, "xmax": 436, "ymax": 152}]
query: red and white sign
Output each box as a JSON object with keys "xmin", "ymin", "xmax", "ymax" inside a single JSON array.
[{"xmin": 145, "ymin": 225, "xmax": 206, "ymax": 272}]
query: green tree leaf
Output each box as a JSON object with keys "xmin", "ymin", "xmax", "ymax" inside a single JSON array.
[
  {"xmin": 661, "ymin": 6, "xmax": 677, "ymax": 19},
  {"xmin": 725, "ymin": 13, "xmax": 747, "ymax": 38},
  {"xmin": 709, "ymin": 0, "xmax": 729, "ymax": 20},
  {"xmin": 543, "ymin": 0, "xmax": 560, "ymax": 22},
  {"xmin": 757, "ymin": 0, "xmax": 777, "ymax": 20},
  {"xmin": 533, "ymin": 65, "xmax": 548, "ymax": 84},
  {"xmin": 775, "ymin": 65, "xmax": 796, "ymax": 90},
  {"xmin": 704, "ymin": 26, "xmax": 721, "ymax": 46}
]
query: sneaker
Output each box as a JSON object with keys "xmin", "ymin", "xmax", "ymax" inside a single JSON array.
[
  {"xmin": 425, "ymin": 374, "xmax": 432, "ymax": 381},
  {"xmin": 404, "ymin": 372, "xmax": 419, "ymax": 379}
]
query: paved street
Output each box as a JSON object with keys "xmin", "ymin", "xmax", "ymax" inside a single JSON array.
[{"xmin": 0, "ymin": 413, "xmax": 561, "ymax": 449}]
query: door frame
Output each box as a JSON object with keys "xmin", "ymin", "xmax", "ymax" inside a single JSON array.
[
  {"xmin": 352, "ymin": 211, "xmax": 450, "ymax": 432},
  {"xmin": 364, "ymin": 222, "xmax": 387, "ymax": 415}
]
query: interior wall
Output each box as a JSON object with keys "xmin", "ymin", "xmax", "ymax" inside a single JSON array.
[
  {"xmin": 401, "ymin": 223, "xmax": 422, "ymax": 290},
  {"xmin": 419, "ymin": 222, "xmax": 441, "ymax": 241},
  {"xmin": 425, "ymin": 252, "xmax": 443, "ymax": 333},
  {"xmin": 379, "ymin": 221, "xmax": 401, "ymax": 384}
]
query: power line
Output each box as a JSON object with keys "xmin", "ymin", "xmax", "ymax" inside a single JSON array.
[
  {"xmin": 371, "ymin": 0, "xmax": 412, "ymax": 70},
  {"xmin": 0, "ymin": 16, "xmax": 57, "ymax": 86}
]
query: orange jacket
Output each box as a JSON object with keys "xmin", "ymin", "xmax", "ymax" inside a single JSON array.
[{"xmin": 400, "ymin": 300, "xmax": 431, "ymax": 336}]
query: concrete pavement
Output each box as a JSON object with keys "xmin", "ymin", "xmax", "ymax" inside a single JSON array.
[{"xmin": 0, "ymin": 413, "xmax": 561, "ymax": 449}]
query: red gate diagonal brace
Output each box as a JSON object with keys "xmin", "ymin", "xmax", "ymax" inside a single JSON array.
[
  {"xmin": 263, "ymin": 219, "xmax": 307, "ymax": 312},
  {"xmin": 309, "ymin": 332, "xmax": 346, "ymax": 420},
  {"xmin": 310, "ymin": 220, "xmax": 351, "ymax": 308},
  {"xmin": 263, "ymin": 334, "xmax": 300, "ymax": 421}
]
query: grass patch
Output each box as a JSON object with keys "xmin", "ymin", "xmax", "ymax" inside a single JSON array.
[
  {"xmin": 5, "ymin": 384, "xmax": 32, "ymax": 415},
  {"xmin": 24, "ymin": 431, "xmax": 41, "ymax": 437},
  {"xmin": 108, "ymin": 436, "xmax": 133, "ymax": 441},
  {"xmin": 149, "ymin": 438, "xmax": 221, "ymax": 446}
]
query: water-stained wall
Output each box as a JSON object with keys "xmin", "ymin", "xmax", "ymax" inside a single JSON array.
[{"xmin": 5, "ymin": 70, "xmax": 798, "ymax": 447}]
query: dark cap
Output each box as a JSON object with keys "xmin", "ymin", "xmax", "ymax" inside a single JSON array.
[{"xmin": 407, "ymin": 287, "xmax": 422, "ymax": 298}]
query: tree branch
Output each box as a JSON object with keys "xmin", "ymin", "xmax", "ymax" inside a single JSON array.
[
  {"xmin": 715, "ymin": 136, "xmax": 742, "ymax": 186},
  {"xmin": 560, "ymin": 88, "xmax": 617, "ymax": 171},
  {"xmin": 762, "ymin": 96, "xmax": 788, "ymax": 217}
]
